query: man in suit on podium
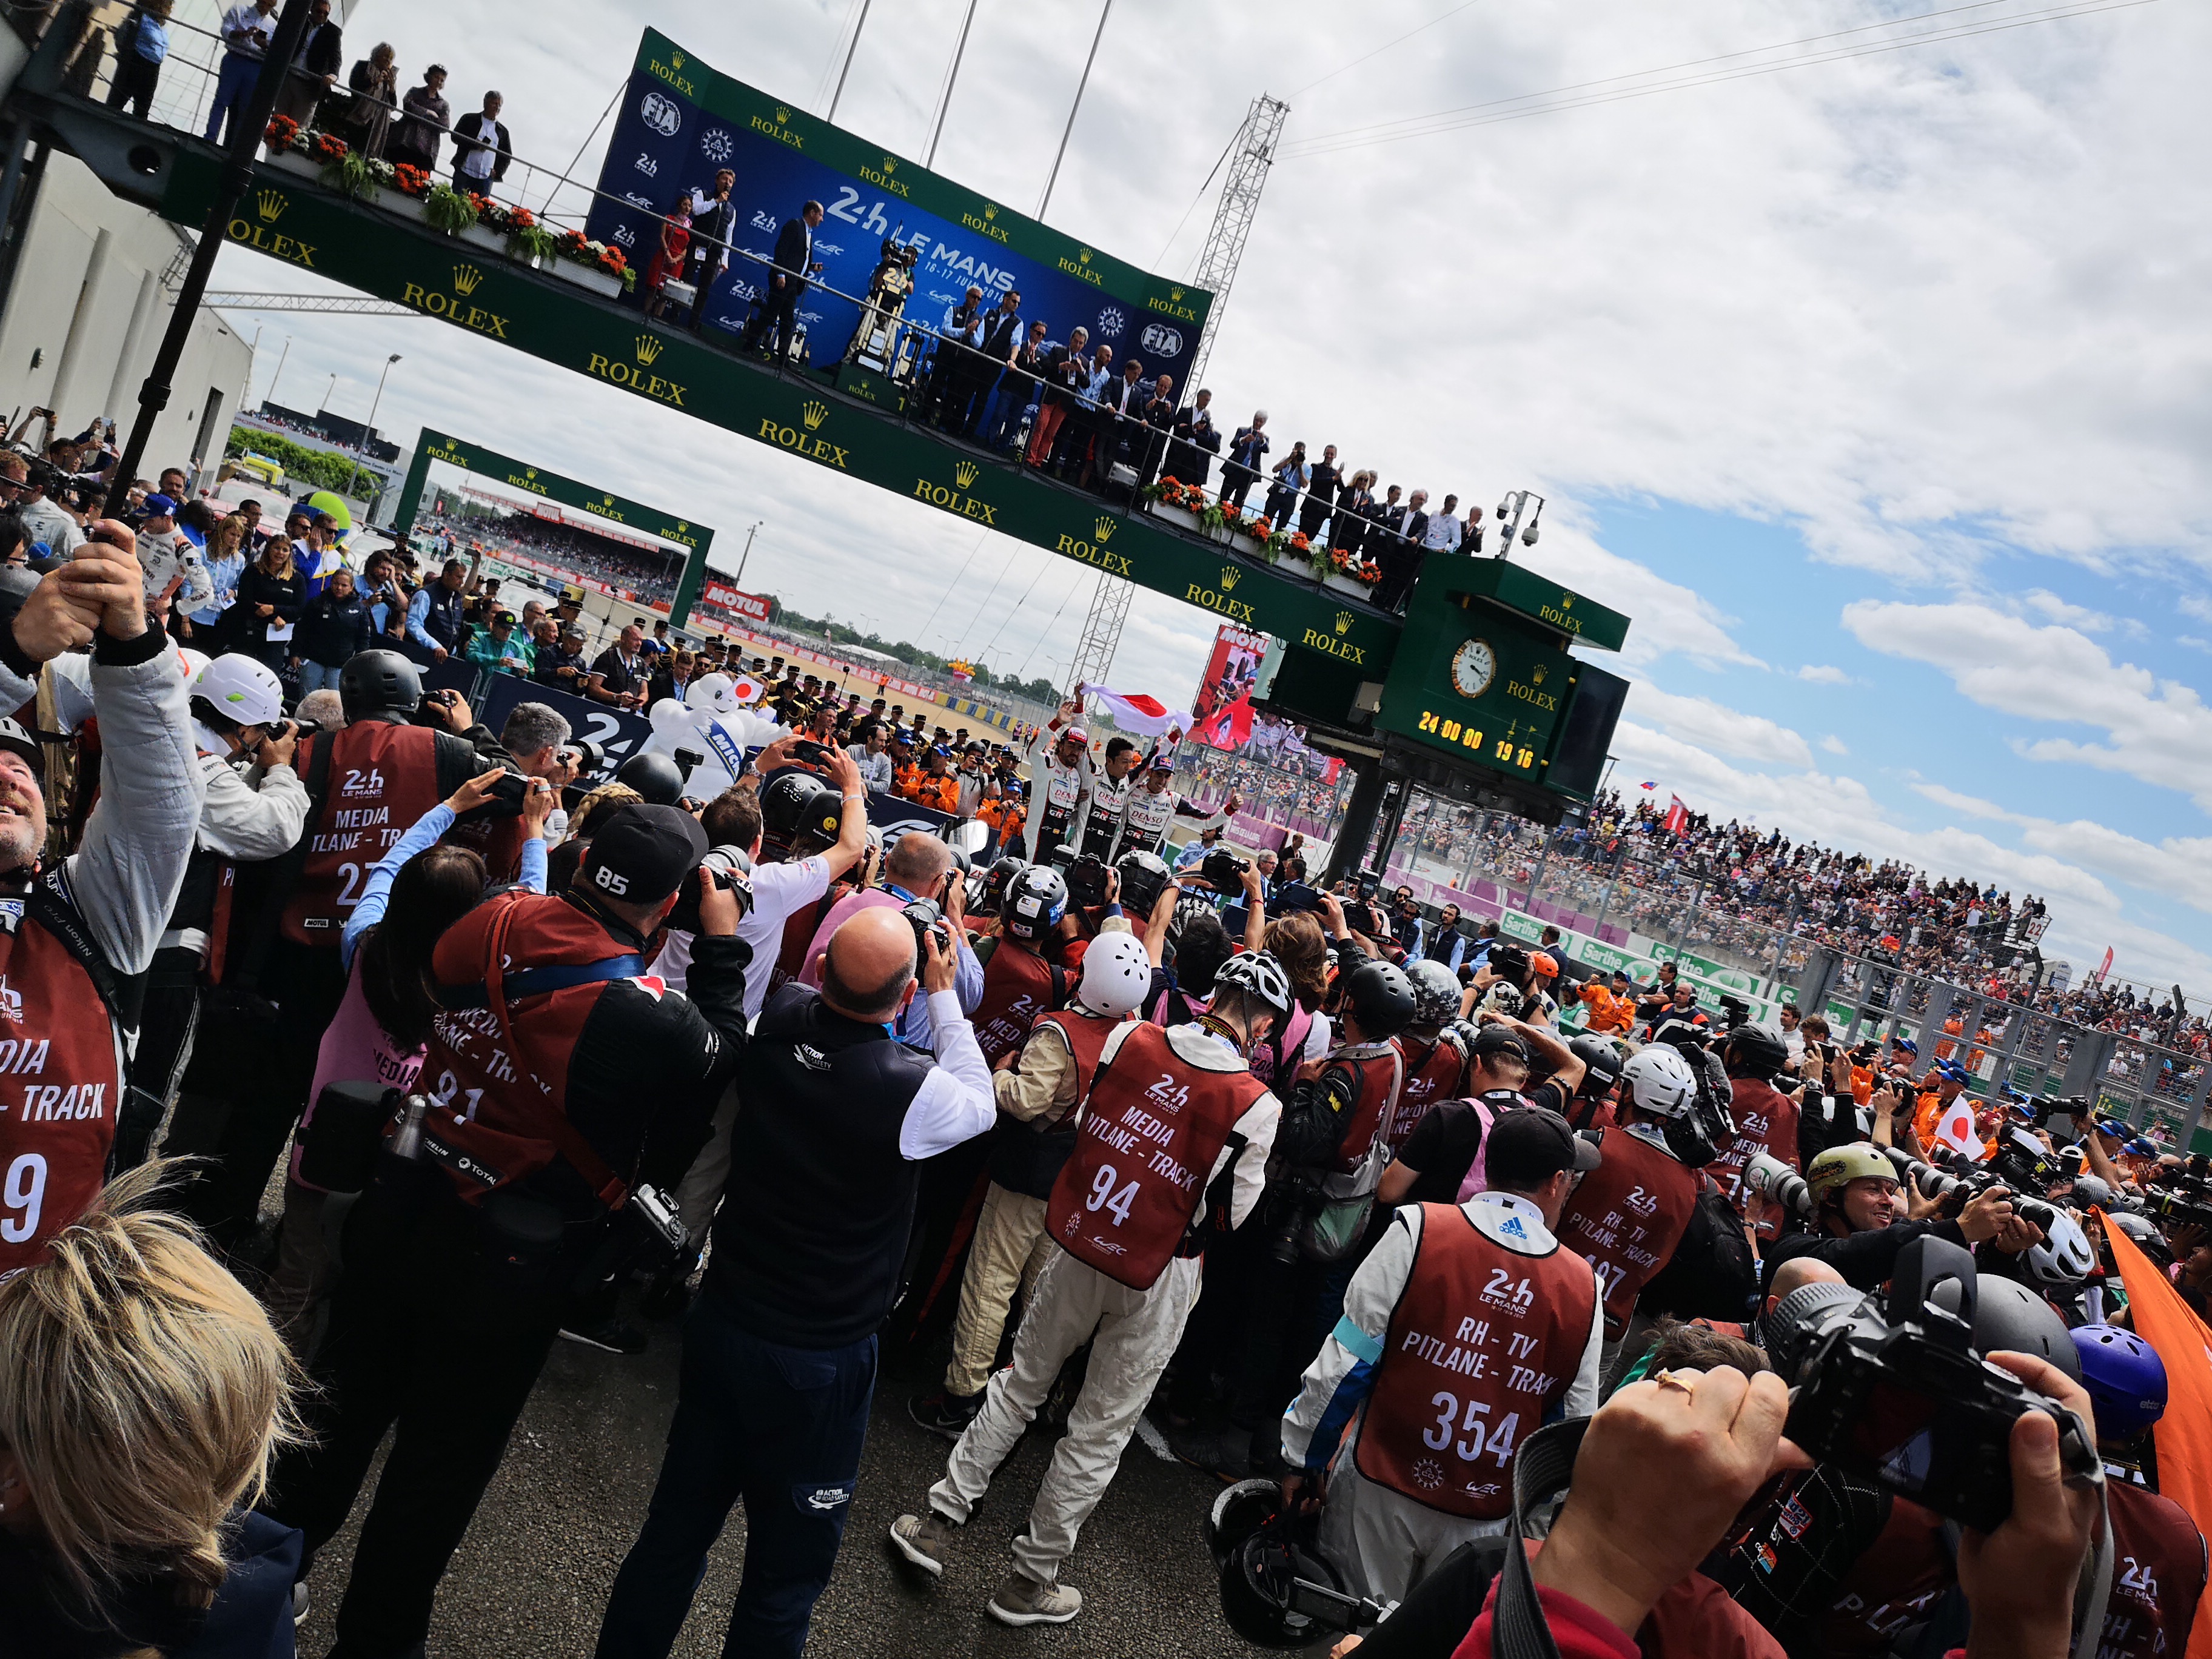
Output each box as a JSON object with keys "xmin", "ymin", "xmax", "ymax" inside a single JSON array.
[
  {"xmin": 1376, "ymin": 488, "xmax": 1430, "ymax": 612},
  {"xmin": 759, "ymin": 199, "xmax": 825, "ymax": 360}
]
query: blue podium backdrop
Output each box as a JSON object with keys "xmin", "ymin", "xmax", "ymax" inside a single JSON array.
[{"xmin": 585, "ymin": 29, "xmax": 1214, "ymax": 387}]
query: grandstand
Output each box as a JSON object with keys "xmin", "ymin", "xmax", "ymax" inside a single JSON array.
[{"xmin": 423, "ymin": 484, "xmax": 691, "ymax": 611}]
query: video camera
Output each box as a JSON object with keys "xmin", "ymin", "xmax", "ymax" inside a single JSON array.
[
  {"xmin": 1767, "ymin": 1235, "xmax": 2099, "ymax": 1532},
  {"xmin": 1487, "ymin": 943, "xmax": 1531, "ymax": 983}
]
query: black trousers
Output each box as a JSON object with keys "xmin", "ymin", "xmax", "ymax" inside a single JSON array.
[
  {"xmin": 105, "ymin": 50, "xmax": 159, "ymax": 118},
  {"xmin": 262, "ymin": 1166, "xmax": 595, "ymax": 1658},
  {"xmin": 759, "ymin": 287, "xmax": 800, "ymax": 357},
  {"xmin": 116, "ymin": 945, "xmax": 202, "ymax": 1170}
]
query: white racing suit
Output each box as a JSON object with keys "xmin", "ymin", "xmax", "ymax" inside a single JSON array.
[
  {"xmin": 1279, "ymin": 1193, "xmax": 1602, "ymax": 1604},
  {"xmin": 1022, "ymin": 711, "xmax": 1093, "ymax": 862},
  {"xmin": 1109, "ymin": 784, "xmax": 1227, "ymax": 864},
  {"xmin": 928, "ymin": 1020, "xmax": 1278, "ymax": 1588}
]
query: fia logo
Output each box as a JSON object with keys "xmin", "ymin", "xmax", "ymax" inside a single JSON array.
[
  {"xmin": 0, "ymin": 976, "xmax": 21, "ymax": 1024},
  {"xmin": 1139, "ymin": 322, "xmax": 1183, "ymax": 357},
  {"xmin": 639, "ymin": 90, "xmax": 682, "ymax": 138}
]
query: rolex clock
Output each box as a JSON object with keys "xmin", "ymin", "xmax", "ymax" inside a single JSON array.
[{"xmin": 1449, "ymin": 637, "xmax": 1498, "ymax": 700}]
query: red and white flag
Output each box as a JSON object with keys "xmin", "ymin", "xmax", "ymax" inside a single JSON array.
[
  {"xmin": 2094, "ymin": 947, "xmax": 2114, "ymax": 985},
  {"xmin": 1663, "ymin": 794, "xmax": 1688, "ymax": 837},
  {"xmin": 1932, "ymin": 1099, "xmax": 1982, "ymax": 1157},
  {"xmin": 1079, "ymin": 683, "xmax": 1192, "ymax": 737}
]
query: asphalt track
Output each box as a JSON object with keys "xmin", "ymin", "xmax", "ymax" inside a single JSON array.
[{"xmin": 290, "ymin": 1292, "xmax": 1289, "ymax": 1658}]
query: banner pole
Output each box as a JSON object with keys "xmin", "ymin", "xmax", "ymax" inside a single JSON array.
[
  {"xmin": 1036, "ymin": 0, "xmax": 1114, "ymax": 221},
  {"xmin": 826, "ymin": 0, "xmax": 876, "ymax": 122}
]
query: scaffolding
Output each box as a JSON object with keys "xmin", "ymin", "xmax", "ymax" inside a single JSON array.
[{"xmin": 1067, "ymin": 90, "xmax": 1289, "ymax": 705}]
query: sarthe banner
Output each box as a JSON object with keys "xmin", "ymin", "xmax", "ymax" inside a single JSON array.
[{"xmin": 585, "ymin": 29, "xmax": 1211, "ymax": 386}]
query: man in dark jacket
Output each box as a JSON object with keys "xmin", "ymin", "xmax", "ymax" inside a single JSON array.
[
  {"xmin": 272, "ymin": 0, "xmax": 340, "ymax": 126},
  {"xmin": 450, "ymin": 90, "xmax": 511, "ymax": 190},
  {"xmin": 597, "ymin": 907, "xmax": 993, "ymax": 1657},
  {"xmin": 757, "ymin": 199, "xmax": 825, "ymax": 360}
]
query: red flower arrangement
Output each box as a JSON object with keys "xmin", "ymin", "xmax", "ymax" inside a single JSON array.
[
  {"xmin": 309, "ymin": 131, "xmax": 349, "ymax": 163},
  {"xmin": 391, "ymin": 163, "xmax": 433, "ymax": 197},
  {"xmin": 264, "ymin": 114, "xmax": 300, "ymax": 150},
  {"xmin": 557, "ymin": 229, "xmax": 591, "ymax": 256},
  {"xmin": 1288, "ymin": 531, "xmax": 1312, "ymax": 554},
  {"xmin": 595, "ymin": 244, "xmax": 628, "ymax": 276},
  {"xmin": 505, "ymin": 206, "xmax": 537, "ymax": 231},
  {"xmin": 1248, "ymin": 517, "xmax": 1273, "ymax": 540}
]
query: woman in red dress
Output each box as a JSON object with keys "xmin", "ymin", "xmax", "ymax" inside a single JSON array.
[{"xmin": 642, "ymin": 198, "xmax": 692, "ymax": 321}]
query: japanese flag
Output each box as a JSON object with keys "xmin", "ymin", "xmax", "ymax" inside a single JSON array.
[{"xmin": 1932, "ymin": 1099, "xmax": 1982, "ymax": 1157}]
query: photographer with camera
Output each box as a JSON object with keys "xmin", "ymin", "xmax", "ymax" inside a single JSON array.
[
  {"xmin": 1278, "ymin": 1107, "xmax": 1604, "ymax": 1603},
  {"xmin": 795, "ymin": 816, "xmax": 982, "ymax": 1050},
  {"xmin": 173, "ymin": 648, "xmax": 508, "ymax": 1247},
  {"xmin": 266, "ymin": 802, "xmax": 749, "ymax": 1656},
  {"xmin": 910, "ymin": 926, "xmax": 1150, "ymax": 1441},
  {"xmin": 1760, "ymin": 1143, "xmax": 2036, "ymax": 1295},
  {"xmin": 961, "ymin": 863, "xmax": 1074, "ymax": 1065},
  {"xmin": 890, "ymin": 950, "xmax": 1287, "ymax": 1626},
  {"xmin": 117, "ymin": 652, "xmax": 311, "ymax": 1171},
  {"xmin": 1175, "ymin": 959, "xmax": 1416, "ymax": 1481},
  {"xmin": 0, "ymin": 524, "xmax": 204, "ymax": 1269},
  {"xmin": 1706, "ymin": 1021, "xmax": 1803, "ymax": 1243},
  {"xmin": 0, "ymin": 450, "xmax": 84, "ymax": 558},
  {"xmin": 1376, "ymin": 1019, "xmax": 1587, "ymax": 1208},
  {"xmin": 1381, "ymin": 960, "xmax": 1473, "ymax": 1151}
]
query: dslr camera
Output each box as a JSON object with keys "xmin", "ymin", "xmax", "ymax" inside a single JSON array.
[
  {"xmin": 1062, "ymin": 851, "xmax": 1108, "ymax": 910},
  {"xmin": 902, "ymin": 897, "xmax": 953, "ymax": 960},
  {"xmin": 1741, "ymin": 1150, "xmax": 1814, "ymax": 1221},
  {"xmin": 666, "ymin": 844, "xmax": 754, "ymax": 936},
  {"xmin": 614, "ymin": 1181, "xmax": 688, "ymax": 1268},
  {"xmin": 1769, "ymin": 1235, "xmax": 2099, "ymax": 1533},
  {"xmin": 1200, "ymin": 846, "xmax": 1251, "ymax": 893}
]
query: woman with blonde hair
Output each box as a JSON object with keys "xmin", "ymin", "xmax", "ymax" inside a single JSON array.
[{"xmin": 0, "ymin": 1163, "xmax": 303, "ymax": 1654}]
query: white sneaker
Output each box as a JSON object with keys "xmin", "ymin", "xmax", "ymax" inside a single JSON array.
[
  {"xmin": 292, "ymin": 1581, "xmax": 309, "ymax": 1626},
  {"xmin": 988, "ymin": 1571, "xmax": 1082, "ymax": 1626}
]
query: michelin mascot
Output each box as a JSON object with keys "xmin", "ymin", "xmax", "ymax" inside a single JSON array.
[{"xmin": 639, "ymin": 672, "xmax": 784, "ymax": 797}]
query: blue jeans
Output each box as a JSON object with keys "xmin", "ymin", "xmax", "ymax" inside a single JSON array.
[
  {"xmin": 297, "ymin": 660, "xmax": 342, "ymax": 692},
  {"xmin": 595, "ymin": 1296, "xmax": 876, "ymax": 1659},
  {"xmin": 204, "ymin": 52, "xmax": 261, "ymax": 143},
  {"xmin": 984, "ymin": 379, "xmax": 1033, "ymax": 451}
]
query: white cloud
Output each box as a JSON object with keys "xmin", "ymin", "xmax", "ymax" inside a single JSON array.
[
  {"xmin": 1843, "ymin": 600, "xmax": 2212, "ymax": 808},
  {"xmin": 1798, "ymin": 664, "xmax": 1849, "ymax": 684},
  {"xmin": 1623, "ymin": 685, "xmax": 1812, "ymax": 766},
  {"xmin": 1820, "ymin": 734, "xmax": 1849, "ymax": 755},
  {"xmin": 2022, "ymin": 590, "xmax": 2114, "ymax": 632}
]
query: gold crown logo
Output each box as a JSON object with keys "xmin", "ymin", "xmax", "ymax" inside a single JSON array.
[
  {"xmin": 1170, "ymin": 286, "xmax": 1184, "ymax": 301},
  {"xmin": 1531, "ymin": 662, "xmax": 1547, "ymax": 684},
  {"xmin": 1078, "ymin": 247, "xmax": 1093, "ymax": 263},
  {"xmin": 1561, "ymin": 595, "xmax": 1572, "ymax": 609},
  {"xmin": 1093, "ymin": 517, "xmax": 1114, "ymax": 542},
  {"xmin": 1334, "ymin": 611, "xmax": 1353, "ymax": 636},
  {"xmin": 883, "ymin": 156, "xmax": 896, "ymax": 173},
  {"xmin": 452, "ymin": 263, "xmax": 483, "ymax": 295},
  {"xmin": 634, "ymin": 333, "xmax": 665, "ymax": 366},
  {"xmin": 984, "ymin": 203, "xmax": 998, "ymax": 219},
  {"xmin": 801, "ymin": 400, "xmax": 828, "ymax": 430},
  {"xmin": 672, "ymin": 51, "xmax": 685, "ymax": 69},
  {"xmin": 953, "ymin": 461, "xmax": 979, "ymax": 489},
  {"xmin": 524, "ymin": 467, "xmax": 535, "ymax": 478},
  {"xmin": 1219, "ymin": 565, "xmax": 1240, "ymax": 591},
  {"xmin": 775, "ymin": 104, "xmax": 789, "ymax": 124},
  {"xmin": 677, "ymin": 521, "xmax": 687, "ymax": 532},
  {"xmin": 256, "ymin": 189, "xmax": 286, "ymax": 223}
]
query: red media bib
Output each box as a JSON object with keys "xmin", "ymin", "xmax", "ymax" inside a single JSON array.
[
  {"xmin": 0, "ymin": 915, "xmax": 124, "ymax": 1274},
  {"xmin": 284, "ymin": 722, "xmax": 444, "ymax": 946}
]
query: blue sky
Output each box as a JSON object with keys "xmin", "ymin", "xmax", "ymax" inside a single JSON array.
[{"xmin": 190, "ymin": 0, "xmax": 2212, "ymax": 987}]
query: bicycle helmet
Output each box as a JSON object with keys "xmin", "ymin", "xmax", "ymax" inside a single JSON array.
[
  {"xmin": 615, "ymin": 751, "xmax": 685, "ymax": 806},
  {"xmin": 2070, "ymin": 1324, "xmax": 2168, "ymax": 1441},
  {"xmin": 1570, "ymin": 1034, "xmax": 1626, "ymax": 1093},
  {"xmin": 192, "ymin": 652, "xmax": 284, "ymax": 726},
  {"xmin": 1000, "ymin": 864, "xmax": 1068, "ymax": 942},
  {"xmin": 0, "ymin": 716, "xmax": 39, "ymax": 769},
  {"xmin": 759, "ymin": 771, "xmax": 839, "ymax": 848},
  {"xmin": 337, "ymin": 648, "xmax": 421, "ymax": 720},
  {"xmin": 1529, "ymin": 950, "xmax": 1559, "ymax": 980},
  {"xmin": 1212, "ymin": 949, "xmax": 1293, "ymax": 1021},
  {"xmin": 1341, "ymin": 959, "xmax": 1415, "ymax": 1041},
  {"xmin": 1404, "ymin": 959, "xmax": 1461, "ymax": 1027},
  {"xmin": 1078, "ymin": 931, "xmax": 1151, "ymax": 1018},
  {"xmin": 1806, "ymin": 1143, "xmax": 1899, "ymax": 1207},
  {"xmin": 1619, "ymin": 1044, "xmax": 1697, "ymax": 1119},
  {"xmin": 2024, "ymin": 1209, "xmax": 2096, "ymax": 1290}
]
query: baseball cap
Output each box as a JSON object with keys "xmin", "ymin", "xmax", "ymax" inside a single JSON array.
[
  {"xmin": 1485, "ymin": 1105, "xmax": 1603, "ymax": 1179},
  {"xmin": 1932, "ymin": 1060, "xmax": 1970, "ymax": 1085},
  {"xmin": 142, "ymin": 492, "xmax": 176, "ymax": 517},
  {"xmin": 1061, "ymin": 725, "xmax": 1088, "ymax": 743},
  {"xmin": 1149, "ymin": 753, "xmax": 1176, "ymax": 773},
  {"xmin": 1470, "ymin": 1024, "xmax": 1530, "ymax": 1062},
  {"xmin": 579, "ymin": 804, "xmax": 706, "ymax": 906}
]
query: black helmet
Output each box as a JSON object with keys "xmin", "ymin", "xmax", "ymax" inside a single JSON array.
[
  {"xmin": 1926, "ymin": 1273, "xmax": 2083, "ymax": 1381},
  {"xmin": 338, "ymin": 649, "xmax": 422, "ymax": 721},
  {"xmin": 1204, "ymin": 1478, "xmax": 1282, "ymax": 1574},
  {"xmin": 1725, "ymin": 1021, "xmax": 1791, "ymax": 1076},
  {"xmin": 1113, "ymin": 849, "xmax": 1171, "ymax": 916},
  {"xmin": 759, "ymin": 771, "xmax": 839, "ymax": 850},
  {"xmin": 1570, "ymin": 1034, "xmax": 1626, "ymax": 1091},
  {"xmin": 1001, "ymin": 865, "xmax": 1068, "ymax": 942},
  {"xmin": 978, "ymin": 855, "xmax": 1027, "ymax": 910},
  {"xmin": 1341, "ymin": 959, "xmax": 1415, "ymax": 1041},
  {"xmin": 1219, "ymin": 1515, "xmax": 1344, "ymax": 1648},
  {"xmin": 615, "ymin": 751, "xmax": 685, "ymax": 806},
  {"xmin": 0, "ymin": 715, "xmax": 39, "ymax": 769}
]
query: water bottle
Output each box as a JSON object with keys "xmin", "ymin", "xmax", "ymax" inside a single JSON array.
[{"xmin": 390, "ymin": 1093, "xmax": 429, "ymax": 1161}]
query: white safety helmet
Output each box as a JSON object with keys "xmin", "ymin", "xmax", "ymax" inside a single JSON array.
[
  {"xmin": 1078, "ymin": 930, "xmax": 1151, "ymax": 1019},
  {"xmin": 2025, "ymin": 1208, "xmax": 2096, "ymax": 1290},
  {"xmin": 1620, "ymin": 1044, "xmax": 1698, "ymax": 1120},
  {"xmin": 173, "ymin": 645, "xmax": 211, "ymax": 685},
  {"xmin": 193, "ymin": 652, "xmax": 284, "ymax": 726}
]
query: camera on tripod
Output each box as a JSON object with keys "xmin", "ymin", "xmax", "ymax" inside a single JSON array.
[{"xmin": 1767, "ymin": 1235, "xmax": 2099, "ymax": 1532}]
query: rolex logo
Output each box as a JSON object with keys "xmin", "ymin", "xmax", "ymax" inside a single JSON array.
[
  {"xmin": 525, "ymin": 468, "xmax": 536, "ymax": 479},
  {"xmin": 883, "ymin": 156, "xmax": 896, "ymax": 173},
  {"xmin": 634, "ymin": 333, "xmax": 665, "ymax": 366},
  {"xmin": 953, "ymin": 461, "xmax": 979, "ymax": 488},
  {"xmin": 984, "ymin": 203, "xmax": 998, "ymax": 220},
  {"xmin": 256, "ymin": 189, "xmax": 286, "ymax": 223},
  {"xmin": 1531, "ymin": 662, "xmax": 1547, "ymax": 684},
  {"xmin": 1170, "ymin": 286, "xmax": 1184, "ymax": 301},
  {"xmin": 671, "ymin": 51, "xmax": 685, "ymax": 69},
  {"xmin": 1079, "ymin": 247, "xmax": 1093, "ymax": 263},
  {"xmin": 452, "ymin": 264, "xmax": 483, "ymax": 295},
  {"xmin": 1218, "ymin": 565, "xmax": 1240, "ymax": 592},
  {"xmin": 800, "ymin": 400, "xmax": 828, "ymax": 431},
  {"xmin": 1334, "ymin": 611, "xmax": 1353, "ymax": 636},
  {"xmin": 776, "ymin": 104, "xmax": 789, "ymax": 124},
  {"xmin": 1093, "ymin": 517, "xmax": 1115, "ymax": 542},
  {"xmin": 1561, "ymin": 595, "xmax": 1572, "ymax": 609}
]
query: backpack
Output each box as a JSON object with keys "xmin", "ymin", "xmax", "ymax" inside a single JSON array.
[{"xmin": 1635, "ymin": 1170, "xmax": 1759, "ymax": 1325}]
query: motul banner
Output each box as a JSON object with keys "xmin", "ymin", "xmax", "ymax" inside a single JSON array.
[{"xmin": 702, "ymin": 578, "xmax": 770, "ymax": 623}]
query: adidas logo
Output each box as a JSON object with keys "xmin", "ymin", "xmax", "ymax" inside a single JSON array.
[
  {"xmin": 954, "ymin": 461, "xmax": 979, "ymax": 488},
  {"xmin": 1334, "ymin": 611, "xmax": 1353, "ymax": 636},
  {"xmin": 255, "ymin": 189, "xmax": 286, "ymax": 222},
  {"xmin": 452, "ymin": 264, "xmax": 483, "ymax": 295},
  {"xmin": 801, "ymin": 400, "xmax": 828, "ymax": 430}
]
